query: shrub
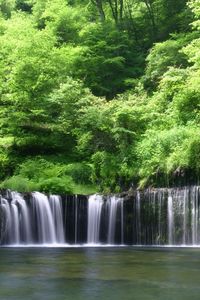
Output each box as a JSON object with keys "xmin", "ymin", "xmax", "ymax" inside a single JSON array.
[
  {"xmin": 1, "ymin": 176, "xmax": 38, "ymax": 193},
  {"xmin": 38, "ymin": 176, "xmax": 73, "ymax": 194},
  {"xmin": 65, "ymin": 162, "xmax": 93, "ymax": 184}
]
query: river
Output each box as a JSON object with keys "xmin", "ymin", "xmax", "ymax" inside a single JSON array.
[{"xmin": 0, "ymin": 247, "xmax": 200, "ymax": 300}]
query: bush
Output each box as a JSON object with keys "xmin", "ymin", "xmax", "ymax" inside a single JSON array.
[
  {"xmin": 1, "ymin": 176, "xmax": 38, "ymax": 193},
  {"xmin": 17, "ymin": 158, "xmax": 66, "ymax": 180},
  {"xmin": 1, "ymin": 157, "xmax": 96, "ymax": 194},
  {"xmin": 65, "ymin": 162, "xmax": 93, "ymax": 184},
  {"xmin": 1, "ymin": 158, "xmax": 73, "ymax": 193},
  {"xmin": 38, "ymin": 176, "xmax": 74, "ymax": 194},
  {"xmin": 136, "ymin": 126, "xmax": 200, "ymax": 187},
  {"xmin": 91, "ymin": 151, "xmax": 120, "ymax": 192}
]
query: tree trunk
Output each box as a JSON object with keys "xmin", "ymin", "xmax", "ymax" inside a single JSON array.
[
  {"xmin": 119, "ymin": 0, "xmax": 124, "ymax": 20},
  {"xmin": 143, "ymin": 0, "xmax": 157, "ymax": 40},
  {"xmin": 92, "ymin": 0, "xmax": 106, "ymax": 22}
]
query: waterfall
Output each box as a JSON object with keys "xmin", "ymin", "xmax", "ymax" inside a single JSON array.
[
  {"xmin": 182, "ymin": 188, "xmax": 188, "ymax": 245},
  {"xmin": 0, "ymin": 186, "xmax": 200, "ymax": 246},
  {"xmin": 136, "ymin": 191, "xmax": 141, "ymax": 245},
  {"xmin": 87, "ymin": 194, "xmax": 103, "ymax": 244},
  {"xmin": 49, "ymin": 195, "xmax": 65, "ymax": 243},
  {"xmin": 0, "ymin": 192, "xmax": 32, "ymax": 244},
  {"xmin": 191, "ymin": 186, "xmax": 199, "ymax": 245},
  {"xmin": 168, "ymin": 193, "xmax": 174, "ymax": 245},
  {"xmin": 1, "ymin": 198, "xmax": 12, "ymax": 243},
  {"xmin": 10, "ymin": 203, "xmax": 20, "ymax": 244},
  {"xmin": 74, "ymin": 195, "xmax": 78, "ymax": 244},
  {"xmin": 0, "ymin": 191, "xmax": 65, "ymax": 245},
  {"xmin": 158, "ymin": 191, "xmax": 163, "ymax": 245},
  {"xmin": 11, "ymin": 192, "xmax": 32, "ymax": 243},
  {"xmin": 87, "ymin": 195, "xmax": 123, "ymax": 245},
  {"xmin": 121, "ymin": 200, "xmax": 124, "ymax": 244},
  {"xmin": 32, "ymin": 192, "xmax": 57, "ymax": 243},
  {"xmin": 107, "ymin": 196, "xmax": 121, "ymax": 244}
]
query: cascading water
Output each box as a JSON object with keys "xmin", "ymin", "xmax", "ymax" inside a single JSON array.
[
  {"xmin": 107, "ymin": 196, "xmax": 121, "ymax": 244},
  {"xmin": 0, "ymin": 186, "xmax": 200, "ymax": 246},
  {"xmin": 168, "ymin": 192, "xmax": 174, "ymax": 245},
  {"xmin": 0, "ymin": 191, "xmax": 65, "ymax": 245},
  {"xmin": 10, "ymin": 202, "xmax": 20, "ymax": 244},
  {"xmin": 49, "ymin": 195, "xmax": 65, "ymax": 243},
  {"xmin": 11, "ymin": 192, "xmax": 32, "ymax": 243},
  {"xmin": 32, "ymin": 192, "xmax": 57, "ymax": 243},
  {"xmin": 1, "ymin": 198, "xmax": 12, "ymax": 243},
  {"xmin": 136, "ymin": 191, "xmax": 141, "ymax": 245},
  {"xmin": 74, "ymin": 195, "xmax": 78, "ymax": 244},
  {"xmin": 87, "ymin": 194, "xmax": 103, "ymax": 244},
  {"xmin": 191, "ymin": 186, "xmax": 199, "ymax": 245},
  {"xmin": 121, "ymin": 200, "xmax": 124, "ymax": 244}
]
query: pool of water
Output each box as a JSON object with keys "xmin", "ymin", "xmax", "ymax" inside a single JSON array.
[{"xmin": 0, "ymin": 247, "xmax": 200, "ymax": 300}]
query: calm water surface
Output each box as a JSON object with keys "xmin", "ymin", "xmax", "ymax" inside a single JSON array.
[{"xmin": 0, "ymin": 247, "xmax": 200, "ymax": 300}]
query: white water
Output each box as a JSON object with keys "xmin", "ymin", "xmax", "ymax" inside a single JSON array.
[
  {"xmin": 32, "ymin": 192, "xmax": 57, "ymax": 243},
  {"xmin": 1, "ymin": 198, "xmax": 12, "ymax": 242},
  {"xmin": 183, "ymin": 188, "xmax": 188, "ymax": 245},
  {"xmin": 0, "ymin": 186, "xmax": 200, "ymax": 246},
  {"xmin": 107, "ymin": 196, "xmax": 121, "ymax": 244},
  {"xmin": 11, "ymin": 192, "xmax": 32, "ymax": 243},
  {"xmin": 49, "ymin": 195, "xmax": 65, "ymax": 243},
  {"xmin": 10, "ymin": 203, "xmax": 20, "ymax": 244},
  {"xmin": 74, "ymin": 195, "xmax": 78, "ymax": 244},
  {"xmin": 158, "ymin": 191, "xmax": 163, "ymax": 245},
  {"xmin": 87, "ymin": 194, "xmax": 103, "ymax": 244},
  {"xmin": 191, "ymin": 186, "xmax": 199, "ymax": 244},
  {"xmin": 121, "ymin": 200, "xmax": 124, "ymax": 244},
  {"xmin": 168, "ymin": 193, "xmax": 174, "ymax": 245},
  {"xmin": 0, "ymin": 191, "xmax": 65, "ymax": 245},
  {"xmin": 136, "ymin": 191, "xmax": 141, "ymax": 245}
]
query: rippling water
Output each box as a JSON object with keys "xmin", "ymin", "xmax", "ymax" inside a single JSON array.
[{"xmin": 0, "ymin": 247, "xmax": 200, "ymax": 300}]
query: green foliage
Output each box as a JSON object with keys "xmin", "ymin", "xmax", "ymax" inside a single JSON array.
[
  {"xmin": 16, "ymin": 159, "xmax": 65, "ymax": 179},
  {"xmin": 39, "ymin": 177, "xmax": 73, "ymax": 194},
  {"xmin": 0, "ymin": 0, "xmax": 15, "ymax": 18},
  {"xmin": 65, "ymin": 163, "xmax": 93, "ymax": 184},
  {"xmin": 91, "ymin": 151, "xmax": 119, "ymax": 192},
  {"xmin": 70, "ymin": 183, "xmax": 98, "ymax": 195},
  {"xmin": 144, "ymin": 35, "xmax": 191, "ymax": 90},
  {"xmin": 0, "ymin": 0, "xmax": 199, "ymax": 193},
  {"xmin": 0, "ymin": 158, "xmax": 97, "ymax": 194},
  {"xmin": 78, "ymin": 22, "xmax": 144, "ymax": 98},
  {"xmin": 15, "ymin": 0, "xmax": 33, "ymax": 12},
  {"xmin": 136, "ymin": 126, "xmax": 200, "ymax": 186},
  {"xmin": 42, "ymin": 1, "xmax": 85, "ymax": 43},
  {"xmin": 0, "ymin": 137, "xmax": 14, "ymax": 179},
  {"xmin": 1, "ymin": 176, "xmax": 38, "ymax": 193},
  {"xmin": 188, "ymin": 0, "xmax": 200, "ymax": 29},
  {"xmin": 7, "ymin": 158, "xmax": 74, "ymax": 193}
]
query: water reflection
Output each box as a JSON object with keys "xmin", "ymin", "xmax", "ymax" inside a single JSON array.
[{"xmin": 0, "ymin": 248, "xmax": 200, "ymax": 300}]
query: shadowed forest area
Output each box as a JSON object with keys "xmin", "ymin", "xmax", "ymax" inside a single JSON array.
[{"xmin": 0, "ymin": 0, "xmax": 199, "ymax": 194}]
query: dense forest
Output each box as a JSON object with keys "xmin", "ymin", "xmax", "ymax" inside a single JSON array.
[{"xmin": 0, "ymin": 0, "xmax": 199, "ymax": 194}]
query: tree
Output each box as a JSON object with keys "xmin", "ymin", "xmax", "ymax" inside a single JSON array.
[{"xmin": 91, "ymin": 0, "xmax": 106, "ymax": 22}]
